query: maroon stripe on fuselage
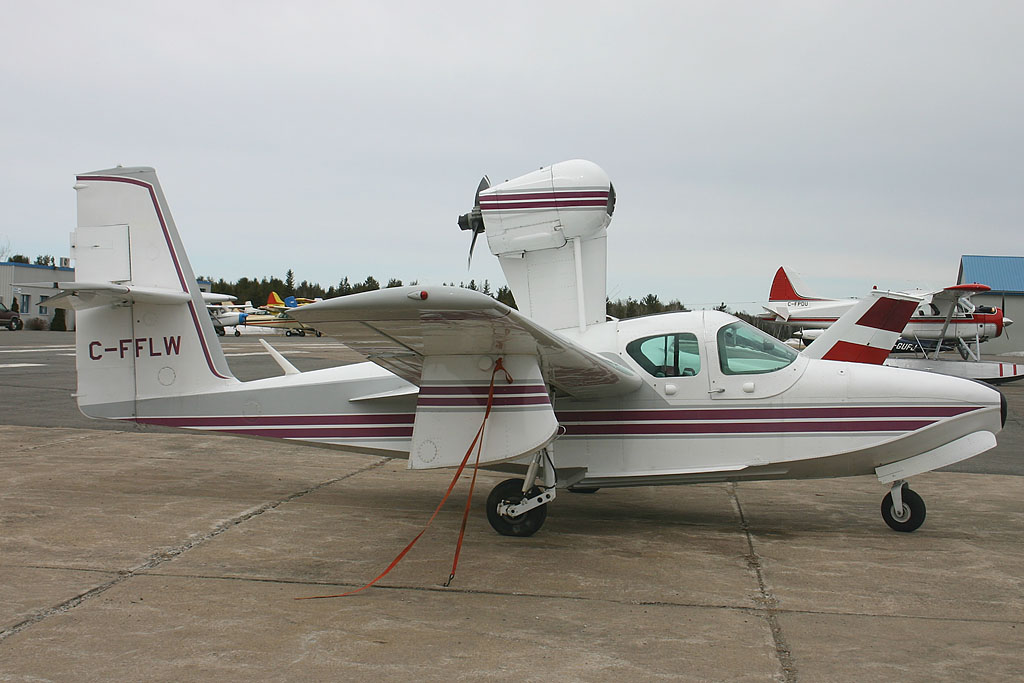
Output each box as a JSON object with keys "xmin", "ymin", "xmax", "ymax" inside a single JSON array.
[
  {"xmin": 215, "ymin": 426, "xmax": 414, "ymax": 439},
  {"xmin": 563, "ymin": 420, "xmax": 935, "ymax": 436},
  {"xmin": 133, "ymin": 413, "xmax": 415, "ymax": 427},
  {"xmin": 419, "ymin": 384, "xmax": 548, "ymax": 396},
  {"xmin": 556, "ymin": 406, "xmax": 977, "ymax": 423}
]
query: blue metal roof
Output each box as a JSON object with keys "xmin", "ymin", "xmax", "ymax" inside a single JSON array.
[
  {"xmin": 959, "ymin": 255, "xmax": 1024, "ymax": 294},
  {"xmin": 2, "ymin": 261, "xmax": 73, "ymax": 272}
]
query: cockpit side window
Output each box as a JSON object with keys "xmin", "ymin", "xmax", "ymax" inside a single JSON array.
[
  {"xmin": 717, "ymin": 321, "xmax": 798, "ymax": 375},
  {"xmin": 626, "ymin": 333, "xmax": 701, "ymax": 378}
]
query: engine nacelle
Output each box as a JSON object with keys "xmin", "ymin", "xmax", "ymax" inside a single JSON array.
[
  {"xmin": 473, "ymin": 160, "xmax": 615, "ymax": 331},
  {"xmin": 479, "ymin": 159, "xmax": 614, "ymax": 255}
]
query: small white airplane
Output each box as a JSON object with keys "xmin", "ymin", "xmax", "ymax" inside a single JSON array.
[
  {"xmin": 44, "ymin": 162, "xmax": 1005, "ymax": 539},
  {"xmin": 762, "ymin": 267, "xmax": 1021, "ymax": 383},
  {"xmin": 208, "ymin": 300, "xmax": 259, "ymax": 336}
]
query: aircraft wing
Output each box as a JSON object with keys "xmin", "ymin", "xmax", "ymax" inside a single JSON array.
[
  {"xmin": 931, "ymin": 283, "xmax": 990, "ymax": 309},
  {"xmin": 287, "ymin": 286, "xmax": 643, "ymax": 399}
]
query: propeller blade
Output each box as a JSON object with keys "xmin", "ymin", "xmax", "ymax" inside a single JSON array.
[
  {"xmin": 475, "ymin": 175, "xmax": 490, "ymax": 204},
  {"xmin": 468, "ymin": 228, "xmax": 480, "ymax": 268}
]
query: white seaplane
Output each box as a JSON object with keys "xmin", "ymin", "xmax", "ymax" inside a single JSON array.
[{"xmin": 41, "ymin": 161, "xmax": 1005, "ymax": 538}]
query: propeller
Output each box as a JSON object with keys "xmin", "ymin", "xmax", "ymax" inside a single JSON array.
[
  {"xmin": 457, "ymin": 175, "xmax": 490, "ymax": 268},
  {"xmin": 1002, "ymin": 293, "xmax": 1011, "ymax": 341}
]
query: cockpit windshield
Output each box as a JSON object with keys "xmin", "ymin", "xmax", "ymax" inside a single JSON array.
[{"xmin": 717, "ymin": 321, "xmax": 798, "ymax": 375}]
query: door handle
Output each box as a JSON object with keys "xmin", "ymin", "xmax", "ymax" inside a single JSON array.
[{"xmin": 709, "ymin": 388, "xmax": 725, "ymax": 394}]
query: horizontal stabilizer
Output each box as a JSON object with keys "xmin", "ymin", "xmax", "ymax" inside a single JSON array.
[
  {"xmin": 16, "ymin": 281, "xmax": 192, "ymax": 309},
  {"xmin": 761, "ymin": 303, "xmax": 791, "ymax": 322}
]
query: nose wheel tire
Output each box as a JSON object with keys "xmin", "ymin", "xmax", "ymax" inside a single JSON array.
[
  {"xmin": 881, "ymin": 486, "xmax": 926, "ymax": 532},
  {"xmin": 486, "ymin": 478, "xmax": 547, "ymax": 537}
]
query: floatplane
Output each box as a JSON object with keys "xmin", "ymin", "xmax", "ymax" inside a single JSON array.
[{"xmin": 762, "ymin": 266, "xmax": 1022, "ymax": 384}]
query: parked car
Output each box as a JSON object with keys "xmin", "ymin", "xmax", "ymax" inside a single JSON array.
[{"xmin": 0, "ymin": 302, "xmax": 23, "ymax": 330}]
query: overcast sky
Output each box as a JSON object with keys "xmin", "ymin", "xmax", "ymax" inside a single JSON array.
[{"xmin": 2, "ymin": 1, "xmax": 1022, "ymax": 311}]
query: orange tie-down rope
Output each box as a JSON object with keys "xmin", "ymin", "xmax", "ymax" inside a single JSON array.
[{"xmin": 297, "ymin": 358, "xmax": 514, "ymax": 600}]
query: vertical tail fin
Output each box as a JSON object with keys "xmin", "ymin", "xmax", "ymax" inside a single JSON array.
[
  {"xmin": 268, "ymin": 291, "xmax": 285, "ymax": 307},
  {"xmin": 769, "ymin": 267, "xmax": 824, "ymax": 301},
  {"xmin": 69, "ymin": 167, "xmax": 235, "ymax": 419},
  {"xmin": 800, "ymin": 291, "xmax": 920, "ymax": 364}
]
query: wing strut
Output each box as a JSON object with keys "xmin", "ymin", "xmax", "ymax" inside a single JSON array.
[{"xmin": 933, "ymin": 302, "xmax": 957, "ymax": 360}]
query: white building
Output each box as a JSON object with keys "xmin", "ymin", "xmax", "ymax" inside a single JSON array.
[{"xmin": 0, "ymin": 261, "xmax": 76, "ymax": 330}]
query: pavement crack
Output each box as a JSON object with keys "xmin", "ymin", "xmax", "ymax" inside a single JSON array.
[
  {"xmin": 729, "ymin": 482, "xmax": 797, "ymax": 683},
  {"xmin": 0, "ymin": 458, "xmax": 387, "ymax": 644},
  {"xmin": 4, "ymin": 430, "xmax": 115, "ymax": 454}
]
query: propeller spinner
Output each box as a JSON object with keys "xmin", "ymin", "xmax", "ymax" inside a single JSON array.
[{"xmin": 457, "ymin": 175, "xmax": 490, "ymax": 268}]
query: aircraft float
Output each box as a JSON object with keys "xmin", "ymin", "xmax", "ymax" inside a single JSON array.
[
  {"xmin": 37, "ymin": 161, "xmax": 1006, "ymax": 538},
  {"xmin": 762, "ymin": 267, "xmax": 1022, "ymax": 384}
]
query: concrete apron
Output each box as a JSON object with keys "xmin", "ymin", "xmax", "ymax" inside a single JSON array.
[{"xmin": 1, "ymin": 426, "xmax": 1021, "ymax": 682}]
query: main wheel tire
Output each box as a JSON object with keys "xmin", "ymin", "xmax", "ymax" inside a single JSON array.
[
  {"xmin": 315, "ymin": 330, "xmax": 322, "ymax": 337},
  {"xmin": 216, "ymin": 327, "xmax": 225, "ymax": 336},
  {"xmin": 486, "ymin": 478, "xmax": 547, "ymax": 537},
  {"xmin": 234, "ymin": 329, "xmax": 241, "ymax": 337},
  {"xmin": 298, "ymin": 330, "xmax": 306, "ymax": 337},
  {"xmin": 285, "ymin": 330, "xmax": 293, "ymax": 336},
  {"xmin": 881, "ymin": 486, "xmax": 926, "ymax": 532}
]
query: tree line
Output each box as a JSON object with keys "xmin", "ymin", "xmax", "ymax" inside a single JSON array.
[
  {"xmin": 5, "ymin": 254, "xmax": 58, "ymax": 266},
  {"xmin": 1, "ymin": 249, "xmax": 790, "ymax": 339},
  {"xmin": 200, "ymin": 271, "xmax": 787, "ymax": 338}
]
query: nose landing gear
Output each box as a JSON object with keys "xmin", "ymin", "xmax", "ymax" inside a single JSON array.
[{"xmin": 881, "ymin": 480, "xmax": 926, "ymax": 532}]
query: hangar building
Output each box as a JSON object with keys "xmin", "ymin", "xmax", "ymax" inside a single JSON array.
[{"xmin": 958, "ymin": 254, "xmax": 1024, "ymax": 355}]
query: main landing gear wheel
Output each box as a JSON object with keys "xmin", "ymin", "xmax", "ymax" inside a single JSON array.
[
  {"xmin": 486, "ymin": 478, "xmax": 547, "ymax": 537},
  {"xmin": 233, "ymin": 329, "xmax": 240, "ymax": 337},
  {"xmin": 881, "ymin": 485, "xmax": 926, "ymax": 532},
  {"xmin": 285, "ymin": 330, "xmax": 293, "ymax": 336}
]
